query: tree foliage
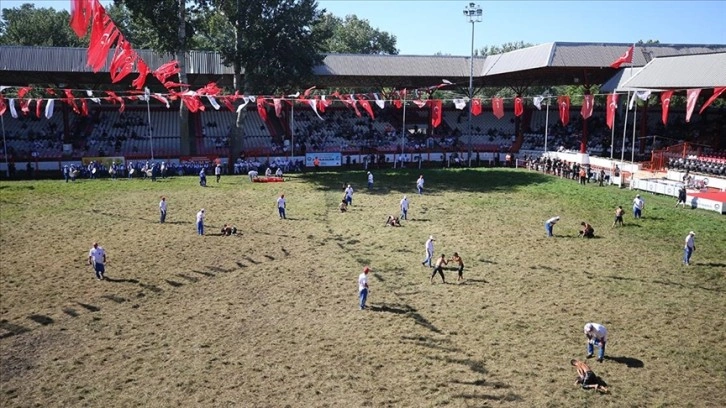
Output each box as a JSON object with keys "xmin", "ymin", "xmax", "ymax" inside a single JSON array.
[
  {"xmin": 317, "ymin": 13, "xmax": 398, "ymax": 55},
  {"xmin": 477, "ymin": 41, "xmax": 532, "ymax": 57},
  {"xmin": 114, "ymin": 0, "xmax": 195, "ymax": 54},
  {"xmin": 0, "ymin": 3, "xmax": 87, "ymax": 47}
]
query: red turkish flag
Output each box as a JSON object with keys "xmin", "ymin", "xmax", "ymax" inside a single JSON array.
[
  {"xmin": 70, "ymin": 0, "xmax": 92, "ymax": 38},
  {"xmin": 109, "ymin": 38, "xmax": 137, "ymax": 83},
  {"xmin": 132, "ymin": 58, "xmax": 150, "ymax": 90},
  {"xmin": 685, "ymin": 89, "xmax": 701, "ymax": 123},
  {"xmin": 105, "ymin": 91, "xmax": 125, "ymax": 113},
  {"xmin": 35, "ymin": 99, "xmax": 43, "ymax": 119},
  {"xmin": 0, "ymin": 95, "xmax": 6, "ymax": 116},
  {"xmin": 557, "ymin": 96, "xmax": 571, "ymax": 126},
  {"xmin": 606, "ymin": 93, "xmax": 619, "ymax": 130},
  {"xmin": 273, "ymin": 98, "xmax": 282, "ymax": 118},
  {"xmin": 580, "ymin": 94, "xmax": 594, "ymax": 119},
  {"xmin": 610, "ymin": 45, "xmax": 634, "ymax": 69},
  {"xmin": 514, "ymin": 97, "xmax": 524, "ymax": 117},
  {"xmin": 153, "ymin": 60, "xmax": 181, "ymax": 84},
  {"xmin": 660, "ymin": 91, "xmax": 673, "ymax": 125},
  {"xmin": 430, "ymin": 99, "xmax": 443, "ymax": 128},
  {"xmin": 81, "ymin": 99, "xmax": 89, "ymax": 116},
  {"xmin": 491, "ymin": 97, "xmax": 504, "ymax": 119},
  {"xmin": 699, "ymin": 87, "xmax": 726, "ymax": 114},
  {"xmin": 87, "ymin": 12, "xmax": 119, "ymax": 72},
  {"xmin": 257, "ymin": 98, "xmax": 268, "ymax": 122},
  {"xmin": 358, "ymin": 96, "xmax": 375, "ymax": 120},
  {"xmin": 471, "ymin": 98, "xmax": 482, "ymax": 116}
]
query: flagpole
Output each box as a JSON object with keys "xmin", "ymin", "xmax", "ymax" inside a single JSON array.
[
  {"xmin": 146, "ymin": 97, "xmax": 154, "ymax": 161},
  {"xmin": 290, "ymin": 101, "xmax": 295, "ymax": 160},
  {"xmin": 399, "ymin": 93, "xmax": 407, "ymax": 170},
  {"xmin": 619, "ymin": 91, "xmax": 631, "ymax": 188},
  {"xmin": 630, "ymin": 98, "xmax": 638, "ymax": 190},
  {"xmin": 544, "ymin": 97, "xmax": 550, "ymax": 154},
  {"xmin": 1, "ymin": 114, "xmax": 8, "ymax": 178},
  {"xmin": 609, "ymin": 93, "xmax": 616, "ymax": 160}
]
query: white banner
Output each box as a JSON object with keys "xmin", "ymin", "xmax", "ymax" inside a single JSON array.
[{"xmin": 305, "ymin": 152, "xmax": 341, "ymax": 167}]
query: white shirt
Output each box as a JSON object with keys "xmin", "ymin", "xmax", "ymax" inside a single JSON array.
[
  {"xmin": 89, "ymin": 246, "xmax": 106, "ymax": 264},
  {"xmin": 196, "ymin": 211, "xmax": 205, "ymax": 223},
  {"xmin": 584, "ymin": 323, "xmax": 608, "ymax": 342},
  {"xmin": 633, "ymin": 197, "xmax": 644, "ymax": 210},
  {"xmin": 277, "ymin": 197, "xmax": 286, "ymax": 208},
  {"xmin": 248, "ymin": 170, "xmax": 258, "ymax": 178},
  {"xmin": 400, "ymin": 198, "xmax": 409, "ymax": 211},
  {"xmin": 345, "ymin": 186, "xmax": 354, "ymax": 198},
  {"xmin": 368, "ymin": 173, "xmax": 373, "ymax": 183},
  {"xmin": 215, "ymin": 165, "xmax": 221, "ymax": 175},
  {"xmin": 358, "ymin": 273, "xmax": 368, "ymax": 292},
  {"xmin": 685, "ymin": 234, "xmax": 695, "ymax": 249},
  {"xmin": 425, "ymin": 238, "xmax": 434, "ymax": 254},
  {"xmin": 275, "ymin": 168, "xmax": 283, "ymax": 176},
  {"xmin": 546, "ymin": 217, "xmax": 559, "ymax": 225},
  {"xmin": 417, "ymin": 177, "xmax": 424, "ymax": 188},
  {"xmin": 159, "ymin": 200, "xmax": 167, "ymax": 212}
]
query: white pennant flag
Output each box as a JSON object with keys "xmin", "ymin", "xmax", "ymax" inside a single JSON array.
[
  {"xmin": 85, "ymin": 90, "xmax": 101, "ymax": 104},
  {"xmin": 533, "ymin": 96, "xmax": 544, "ymax": 111},
  {"xmin": 453, "ymin": 99, "xmax": 466, "ymax": 110},
  {"xmin": 373, "ymin": 93, "xmax": 385, "ymax": 109},
  {"xmin": 629, "ymin": 90, "xmax": 651, "ymax": 110},
  {"xmin": 154, "ymin": 93, "xmax": 170, "ymax": 108},
  {"xmin": 206, "ymin": 95, "xmax": 221, "ymax": 110},
  {"xmin": 45, "ymin": 99, "xmax": 55, "ymax": 119},
  {"xmin": 9, "ymin": 99, "xmax": 18, "ymax": 118},
  {"xmin": 308, "ymin": 99, "xmax": 324, "ymax": 120},
  {"xmin": 685, "ymin": 88, "xmax": 701, "ymax": 123},
  {"xmin": 236, "ymin": 96, "xmax": 252, "ymax": 113}
]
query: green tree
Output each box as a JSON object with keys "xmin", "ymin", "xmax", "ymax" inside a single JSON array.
[
  {"xmin": 318, "ymin": 13, "xmax": 398, "ymax": 55},
  {"xmin": 477, "ymin": 41, "xmax": 532, "ymax": 57},
  {"xmin": 0, "ymin": 3, "xmax": 87, "ymax": 47}
]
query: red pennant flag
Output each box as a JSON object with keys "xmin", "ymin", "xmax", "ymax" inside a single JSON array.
[
  {"xmin": 34, "ymin": 99, "xmax": 43, "ymax": 119},
  {"xmin": 70, "ymin": 0, "xmax": 92, "ymax": 38},
  {"xmin": 514, "ymin": 96, "xmax": 524, "ymax": 117},
  {"xmin": 132, "ymin": 58, "xmax": 150, "ymax": 90},
  {"xmin": 257, "ymin": 98, "xmax": 268, "ymax": 122},
  {"xmin": 660, "ymin": 91, "xmax": 673, "ymax": 125},
  {"xmin": 109, "ymin": 38, "xmax": 137, "ymax": 83},
  {"xmin": 430, "ymin": 99, "xmax": 443, "ymax": 128},
  {"xmin": 557, "ymin": 96, "xmax": 571, "ymax": 125},
  {"xmin": 0, "ymin": 95, "xmax": 6, "ymax": 116},
  {"xmin": 580, "ymin": 94, "xmax": 594, "ymax": 119},
  {"xmin": 606, "ymin": 93, "xmax": 619, "ymax": 130},
  {"xmin": 273, "ymin": 98, "xmax": 283, "ymax": 118},
  {"xmin": 105, "ymin": 91, "xmax": 125, "ymax": 113},
  {"xmin": 685, "ymin": 89, "xmax": 701, "ymax": 123},
  {"xmin": 471, "ymin": 98, "xmax": 482, "ymax": 116},
  {"xmin": 81, "ymin": 98, "xmax": 89, "ymax": 116},
  {"xmin": 316, "ymin": 96, "xmax": 326, "ymax": 113},
  {"xmin": 303, "ymin": 86, "xmax": 316, "ymax": 98},
  {"xmin": 88, "ymin": 12, "xmax": 119, "ymax": 72},
  {"xmin": 64, "ymin": 89, "xmax": 80, "ymax": 114},
  {"xmin": 393, "ymin": 99, "xmax": 402, "ymax": 109},
  {"xmin": 610, "ymin": 45, "xmax": 634, "ymax": 69},
  {"xmin": 699, "ymin": 87, "xmax": 726, "ymax": 114},
  {"xmin": 153, "ymin": 60, "xmax": 181, "ymax": 84},
  {"xmin": 358, "ymin": 96, "xmax": 375, "ymax": 120},
  {"xmin": 491, "ymin": 97, "xmax": 504, "ymax": 119},
  {"xmin": 180, "ymin": 93, "xmax": 204, "ymax": 113}
]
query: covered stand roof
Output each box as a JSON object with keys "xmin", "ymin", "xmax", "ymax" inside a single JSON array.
[
  {"xmin": 619, "ymin": 52, "xmax": 726, "ymax": 90},
  {"xmin": 1, "ymin": 42, "xmax": 725, "ymax": 91}
]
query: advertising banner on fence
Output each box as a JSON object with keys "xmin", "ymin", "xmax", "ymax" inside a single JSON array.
[
  {"xmin": 305, "ymin": 152, "xmax": 341, "ymax": 167},
  {"xmin": 179, "ymin": 156, "xmax": 221, "ymax": 164}
]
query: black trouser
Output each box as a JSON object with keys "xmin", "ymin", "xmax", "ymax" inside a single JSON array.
[{"xmin": 431, "ymin": 266, "xmax": 445, "ymax": 282}]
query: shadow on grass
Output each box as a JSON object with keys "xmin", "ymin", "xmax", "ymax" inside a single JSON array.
[
  {"xmin": 105, "ymin": 277, "xmax": 140, "ymax": 284},
  {"xmin": 450, "ymin": 379, "xmax": 511, "ymax": 389},
  {"xmin": 697, "ymin": 262, "xmax": 726, "ymax": 267},
  {"xmin": 297, "ymin": 168, "xmax": 551, "ymax": 194},
  {"xmin": 603, "ymin": 274, "xmax": 723, "ymax": 293},
  {"xmin": 604, "ymin": 355, "xmax": 644, "ymax": 368},
  {"xmin": 369, "ymin": 302, "xmax": 441, "ymax": 334},
  {"xmin": 451, "ymin": 392, "xmax": 522, "ymax": 403}
]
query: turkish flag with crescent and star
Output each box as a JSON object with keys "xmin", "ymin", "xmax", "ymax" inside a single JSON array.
[
  {"xmin": 471, "ymin": 98, "xmax": 482, "ymax": 116},
  {"xmin": 430, "ymin": 99, "xmax": 443, "ymax": 128},
  {"xmin": 514, "ymin": 97, "xmax": 524, "ymax": 117},
  {"xmin": 492, "ymin": 97, "xmax": 504, "ymax": 119},
  {"xmin": 557, "ymin": 96, "xmax": 570, "ymax": 126},
  {"xmin": 606, "ymin": 93, "xmax": 619, "ymax": 130},
  {"xmin": 257, "ymin": 97, "xmax": 268, "ymax": 122},
  {"xmin": 699, "ymin": 87, "xmax": 726, "ymax": 114},
  {"xmin": 660, "ymin": 91, "xmax": 673, "ymax": 125},
  {"xmin": 580, "ymin": 94, "xmax": 594, "ymax": 119},
  {"xmin": 685, "ymin": 89, "xmax": 701, "ymax": 123},
  {"xmin": 610, "ymin": 45, "xmax": 634, "ymax": 69}
]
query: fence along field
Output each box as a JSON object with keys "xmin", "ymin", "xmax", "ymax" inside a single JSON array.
[{"xmin": 1, "ymin": 168, "xmax": 724, "ymax": 407}]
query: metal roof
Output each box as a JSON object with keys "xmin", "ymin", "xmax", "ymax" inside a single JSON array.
[
  {"xmin": 620, "ymin": 52, "xmax": 726, "ymax": 90},
  {"xmin": 600, "ymin": 68, "xmax": 644, "ymax": 92}
]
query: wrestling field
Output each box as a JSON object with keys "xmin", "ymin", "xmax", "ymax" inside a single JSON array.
[{"xmin": 1, "ymin": 167, "xmax": 724, "ymax": 407}]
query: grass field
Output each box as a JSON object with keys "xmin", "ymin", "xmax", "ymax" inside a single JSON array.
[{"xmin": 1, "ymin": 168, "xmax": 725, "ymax": 407}]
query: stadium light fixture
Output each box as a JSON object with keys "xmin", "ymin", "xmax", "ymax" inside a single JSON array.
[{"xmin": 463, "ymin": 2, "xmax": 483, "ymax": 166}]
